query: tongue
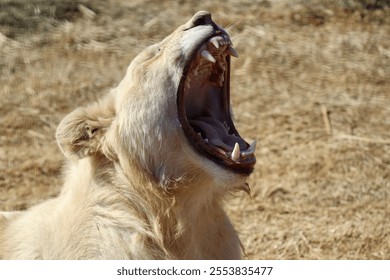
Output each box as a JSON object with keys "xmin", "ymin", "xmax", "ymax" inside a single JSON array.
[{"xmin": 189, "ymin": 117, "xmax": 247, "ymax": 151}]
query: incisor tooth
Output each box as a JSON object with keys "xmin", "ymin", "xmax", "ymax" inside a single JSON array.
[
  {"xmin": 201, "ymin": 49, "xmax": 216, "ymax": 63},
  {"xmin": 223, "ymin": 35, "xmax": 232, "ymax": 45},
  {"xmin": 210, "ymin": 38, "xmax": 220, "ymax": 49},
  {"xmin": 227, "ymin": 45, "xmax": 239, "ymax": 58},
  {"xmin": 231, "ymin": 142, "xmax": 240, "ymax": 161}
]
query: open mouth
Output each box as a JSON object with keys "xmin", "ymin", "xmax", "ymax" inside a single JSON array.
[{"xmin": 177, "ymin": 32, "xmax": 256, "ymax": 174}]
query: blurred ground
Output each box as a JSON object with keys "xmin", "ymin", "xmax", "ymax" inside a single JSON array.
[{"xmin": 0, "ymin": 0, "xmax": 389, "ymax": 259}]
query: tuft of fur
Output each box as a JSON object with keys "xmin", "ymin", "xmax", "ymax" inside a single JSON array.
[{"xmin": 0, "ymin": 11, "xmax": 250, "ymax": 260}]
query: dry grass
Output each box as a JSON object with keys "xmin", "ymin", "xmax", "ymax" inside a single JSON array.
[{"xmin": 0, "ymin": 0, "xmax": 389, "ymax": 259}]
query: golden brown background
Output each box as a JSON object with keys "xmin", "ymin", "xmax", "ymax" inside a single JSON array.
[{"xmin": 0, "ymin": 0, "xmax": 389, "ymax": 259}]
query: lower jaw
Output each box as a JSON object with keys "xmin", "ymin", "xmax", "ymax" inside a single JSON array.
[{"xmin": 191, "ymin": 145, "xmax": 255, "ymax": 175}]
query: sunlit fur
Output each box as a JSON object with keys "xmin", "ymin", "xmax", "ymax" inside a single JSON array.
[{"xmin": 0, "ymin": 11, "xmax": 249, "ymax": 259}]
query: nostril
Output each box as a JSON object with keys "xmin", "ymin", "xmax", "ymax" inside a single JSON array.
[
  {"xmin": 192, "ymin": 11, "xmax": 212, "ymax": 27},
  {"xmin": 193, "ymin": 17, "xmax": 206, "ymax": 26}
]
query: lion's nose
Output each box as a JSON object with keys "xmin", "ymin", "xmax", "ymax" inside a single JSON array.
[
  {"xmin": 191, "ymin": 11, "xmax": 212, "ymax": 26},
  {"xmin": 185, "ymin": 11, "xmax": 214, "ymax": 29}
]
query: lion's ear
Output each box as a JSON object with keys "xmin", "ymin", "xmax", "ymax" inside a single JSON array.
[{"xmin": 56, "ymin": 95, "xmax": 116, "ymax": 160}]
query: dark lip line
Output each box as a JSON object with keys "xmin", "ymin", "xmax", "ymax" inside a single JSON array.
[{"xmin": 177, "ymin": 32, "xmax": 256, "ymax": 175}]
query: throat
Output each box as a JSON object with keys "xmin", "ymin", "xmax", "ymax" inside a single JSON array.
[{"xmin": 168, "ymin": 185, "xmax": 226, "ymax": 257}]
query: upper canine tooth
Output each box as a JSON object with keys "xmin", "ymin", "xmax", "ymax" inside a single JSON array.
[
  {"xmin": 201, "ymin": 50, "xmax": 216, "ymax": 63},
  {"xmin": 210, "ymin": 38, "xmax": 220, "ymax": 49},
  {"xmin": 231, "ymin": 142, "xmax": 240, "ymax": 161},
  {"xmin": 219, "ymin": 75, "xmax": 224, "ymax": 85},
  {"xmin": 227, "ymin": 45, "xmax": 239, "ymax": 58},
  {"xmin": 219, "ymin": 63, "xmax": 226, "ymax": 71}
]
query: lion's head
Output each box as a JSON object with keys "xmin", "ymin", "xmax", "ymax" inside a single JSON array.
[{"xmin": 57, "ymin": 11, "xmax": 256, "ymax": 191}]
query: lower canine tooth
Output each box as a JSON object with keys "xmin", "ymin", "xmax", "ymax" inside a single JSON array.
[
  {"xmin": 201, "ymin": 50, "xmax": 216, "ymax": 63},
  {"xmin": 249, "ymin": 140, "xmax": 257, "ymax": 153},
  {"xmin": 241, "ymin": 140, "xmax": 257, "ymax": 156},
  {"xmin": 231, "ymin": 142, "xmax": 240, "ymax": 161}
]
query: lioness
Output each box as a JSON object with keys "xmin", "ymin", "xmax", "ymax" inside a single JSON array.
[{"xmin": 0, "ymin": 11, "xmax": 256, "ymax": 259}]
